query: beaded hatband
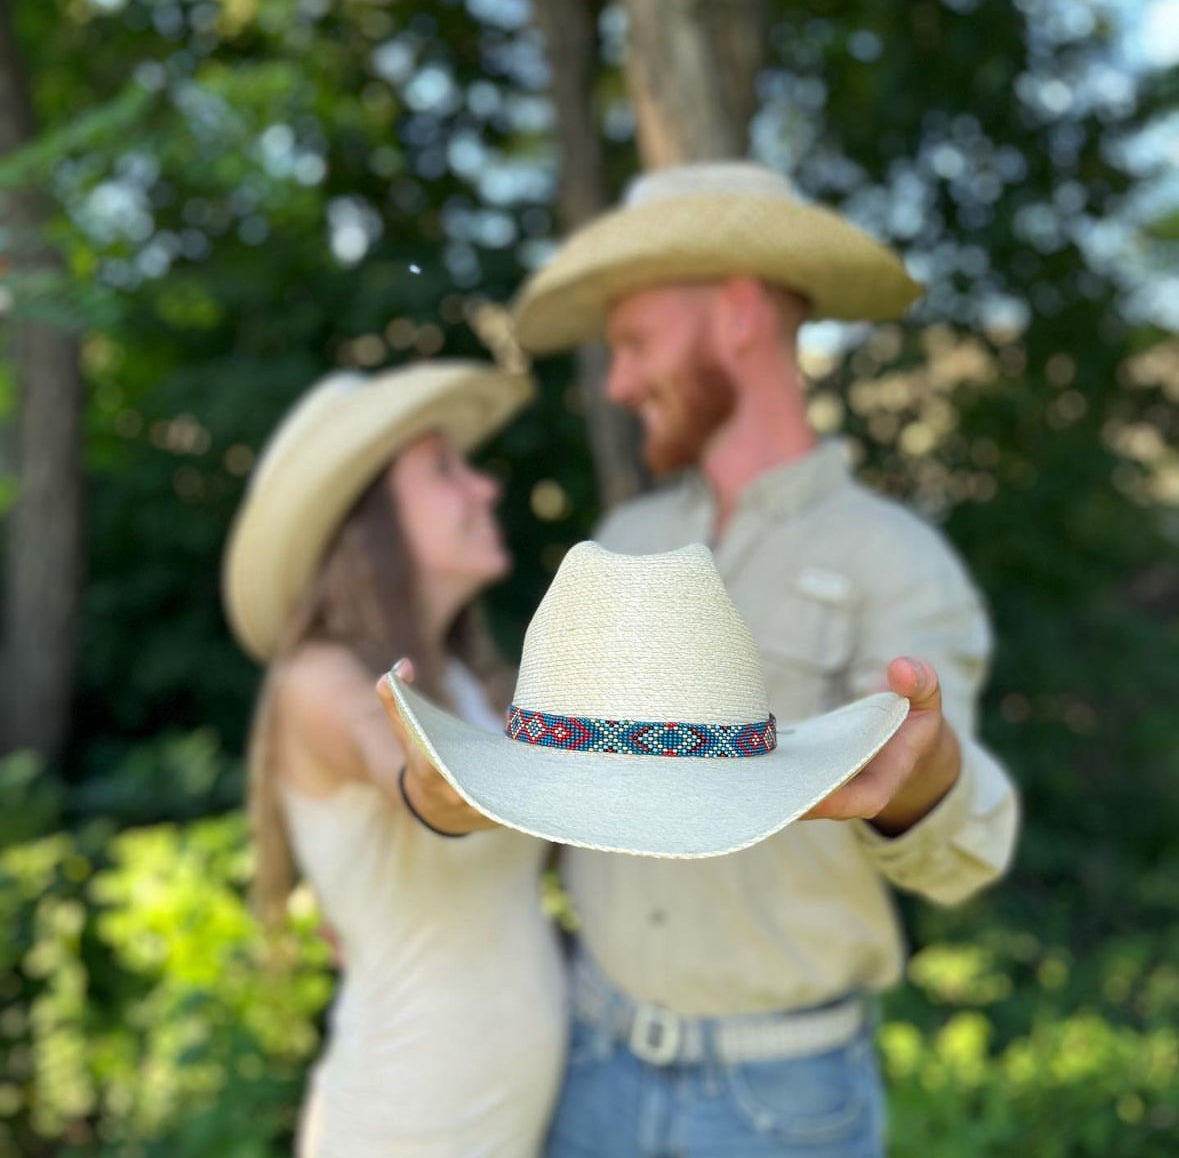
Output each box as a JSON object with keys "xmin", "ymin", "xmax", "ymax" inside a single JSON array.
[{"xmin": 505, "ymin": 704, "xmax": 777, "ymax": 758}]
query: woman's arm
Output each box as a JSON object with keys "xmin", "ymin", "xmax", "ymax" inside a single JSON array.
[
  {"xmin": 375, "ymin": 659, "xmax": 497, "ymax": 835},
  {"xmin": 275, "ymin": 644, "xmax": 494, "ymax": 834}
]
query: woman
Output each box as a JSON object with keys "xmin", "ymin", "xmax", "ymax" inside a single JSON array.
[{"xmin": 222, "ymin": 361, "xmax": 566, "ymax": 1157}]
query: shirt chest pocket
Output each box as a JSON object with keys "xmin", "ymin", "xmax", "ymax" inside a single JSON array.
[{"xmin": 749, "ymin": 567, "xmax": 857, "ymax": 722}]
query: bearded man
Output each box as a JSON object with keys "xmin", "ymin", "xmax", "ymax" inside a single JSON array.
[{"xmin": 511, "ymin": 161, "xmax": 1020, "ymax": 1158}]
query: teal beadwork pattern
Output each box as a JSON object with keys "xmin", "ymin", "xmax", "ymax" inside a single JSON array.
[{"xmin": 504, "ymin": 705, "xmax": 777, "ymax": 758}]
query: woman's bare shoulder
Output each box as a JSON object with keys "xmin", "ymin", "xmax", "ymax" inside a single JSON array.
[
  {"xmin": 280, "ymin": 640, "xmax": 371, "ymax": 690},
  {"xmin": 270, "ymin": 643, "xmax": 380, "ymax": 788}
]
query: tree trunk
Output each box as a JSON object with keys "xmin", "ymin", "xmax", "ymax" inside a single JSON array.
[
  {"xmin": 623, "ymin": 0, "xmax": 766, "ymax": 167},
  {"xmin": 532, "ymin": 0, "xmax": 766, "ymax": 509},
  {"xmin": 0, "ymin": 0, "xmax": 84, "ymax": 763},
  {"xmin": 532, "ymin": 0, "xmax": 648, "ymax": 509}
]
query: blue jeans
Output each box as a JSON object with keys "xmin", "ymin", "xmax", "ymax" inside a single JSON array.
[{"xmin": 545, "ymin": 1016, "xmax": 886, "ymax": 1158}]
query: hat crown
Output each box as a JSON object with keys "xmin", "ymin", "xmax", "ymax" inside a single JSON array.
[
  {"xmin": 623, "ymin": 161, "xmax": 801, "ymax": 209},
  {"xmin": 513, "ymin": 542, "xmax": 769, "ymax": 724}
]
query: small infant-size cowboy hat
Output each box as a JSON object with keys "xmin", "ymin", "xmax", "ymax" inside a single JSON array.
[
  {"xmin": 223, "ymin": 360, "xmax": 533, "ymax": 663},
  {"xmin": 512, "ymin": 161, "xmax": 924, "ymax": 354},
  {"xmin": 387, "ymin": 541, "xmax": 908, "ymax": 858}
]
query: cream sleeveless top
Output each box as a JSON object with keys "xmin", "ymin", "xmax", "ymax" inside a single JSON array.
[{"xmin": 281, "ymin": 661, "xmax": 567, "ymax": 1157}]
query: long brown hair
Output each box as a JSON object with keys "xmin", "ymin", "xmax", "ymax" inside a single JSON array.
[{"xmin": 246, "ymin": 466, "xmax": 509, "ymax": 928}]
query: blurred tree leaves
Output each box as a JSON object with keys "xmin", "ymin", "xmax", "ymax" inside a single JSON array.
[
  {"xmin": 0, "ymin": 0, "xmax": 594, "ymax": 773},
  {"xmin": 0, "ymin": 81, "xmax": 155, "ymax": 193},
  {"xmin": 2, "ymin": 0, "xmax": 1159, "ymax": 786}
]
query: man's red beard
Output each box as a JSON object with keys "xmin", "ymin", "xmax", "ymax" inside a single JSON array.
[{"xmin": 642, "ymin": 339, "xmax": 738, "ymax": 475}]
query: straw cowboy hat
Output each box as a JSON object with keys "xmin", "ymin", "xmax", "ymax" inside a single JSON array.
[
  {"xmin": 223, "ymin": 360, "xmax": 533, "ymax": 663},
  {"xmin": 387, "ymin": 541, "xmax": 908, "ymax": 857},
  {"xmin": 512, "ymin": 161, "xmax": 923, "ymax": 354}
]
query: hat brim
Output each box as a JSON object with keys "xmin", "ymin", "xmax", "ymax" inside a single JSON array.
[
  {"xmin": 512, "ymin": 194, "xmax": 924, "ymax": 354},
  {"xmin": 388, "ymin": 674, "xmax": 909, "ymax": 857},
  {"xmin": 224, "ymin": 363, "xmax": 533, "ymax": 663}
]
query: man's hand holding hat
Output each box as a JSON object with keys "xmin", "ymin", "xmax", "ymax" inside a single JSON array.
[{"xmin": 803, "ymin": 658, "xmax": 962, "ymax": 834}]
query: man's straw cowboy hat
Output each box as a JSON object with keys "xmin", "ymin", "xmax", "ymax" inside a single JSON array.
[
  {"xmin": 223, "ymin": 360, "xmax": 533, "ymax": 663},
  {"xmin": 512, "ymin": 161, "xmax": 923, "ymax": 354},
  {"xmin": 387, "ymin": 541, "xmax": 908, "ymax": 857}
]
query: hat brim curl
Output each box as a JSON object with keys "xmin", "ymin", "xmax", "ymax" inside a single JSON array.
[{"xmin": 388, "ymin": 674, "xmax": 909, "ymax": 857}]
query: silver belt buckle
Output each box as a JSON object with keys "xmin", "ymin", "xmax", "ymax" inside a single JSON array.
[{"xmin": 628, "ymin": 1004, "xmax": 682, "ymax": 1066}]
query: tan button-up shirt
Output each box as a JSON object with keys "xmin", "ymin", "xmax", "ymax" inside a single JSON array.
[{"xmin": 563, "ymin": 442, "xmax": 1019, "ymax": 1016}]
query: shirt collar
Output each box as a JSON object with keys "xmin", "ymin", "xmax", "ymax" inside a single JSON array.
[{"xmin": 684, "ymin": 440, "xmax": 851, "ymax": 527}]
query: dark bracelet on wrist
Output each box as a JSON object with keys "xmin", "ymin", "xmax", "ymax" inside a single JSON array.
[{"xmin": 398, "ymin": 764, "xmax": 469, "ymax": 839}]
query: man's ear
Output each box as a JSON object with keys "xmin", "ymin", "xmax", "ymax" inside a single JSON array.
[{"xmin": 713, "ymin": 276, "xmax": 777, "ymax": 356}]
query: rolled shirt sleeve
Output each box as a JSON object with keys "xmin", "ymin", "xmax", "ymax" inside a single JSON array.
[{"xmin": 847, "ymin": 518, "xmax": 1020, "ymax": 904}]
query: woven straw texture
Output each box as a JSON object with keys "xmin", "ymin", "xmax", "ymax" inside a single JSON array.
[
  {"xmin": 222, "ymin": 360, "xmax": 533, "ymax": 662},
  {"xmin": 512, "ymin": 161, "xmax": 923, "ymax": 354},
  {"xmin": 514, "ymin": 543, "xmax": 766, "ymax": 722}
]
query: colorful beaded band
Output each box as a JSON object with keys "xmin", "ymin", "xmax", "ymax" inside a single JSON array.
[{"xmin": 505, "ymin": 705, "xmax": 777, "ymax": 758}]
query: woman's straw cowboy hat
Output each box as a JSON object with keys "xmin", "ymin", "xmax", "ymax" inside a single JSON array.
[
  {"xmin": 223, "ymin": 360, "xmax": 533, "ymax": 663},
  {"xmin": 387, "ymin": 542, "xmax": 908, "ymax": 857},
  {"xmin": 512, "ymin": 161, "xmax": 923, "ymax": 354}
]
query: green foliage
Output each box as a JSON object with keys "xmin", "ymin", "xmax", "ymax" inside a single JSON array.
[
  {"xmin": 0, "ymin": 82, "xmax": 155, "ymax": 191},
  {"xmin": 0, "ymin": 804, "xmax": 331, "ymax": 1158},
  {"xmin": 880, "ymin": 931, "xmax": 1179, "ymax": 1155},
  {"xmin": 69, "ymin": 728, "xmax": 243, "ymax": 826},
  {"xmin": 881, "ymin": 1007, "xmax": 1179, "ymax": 1156},
  {"xmin": 0, "ymin": 0, "xmax": 597, "ymax": 765},
  {"xmin": 3, "ymin": 801, "xmax": 1177, "ymax": 1156},
  {"xmin": 0, "ymin": 751, "xmax": 63, "ymax": 848}
]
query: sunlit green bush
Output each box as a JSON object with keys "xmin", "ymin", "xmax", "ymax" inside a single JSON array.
[
  {"xmin": 0, "ymin": 812, "xmax": 332, "ymax": 1158},
  {"xmin": 5, "ymin": 814, "xmax": 1179, "ymax": 1155},
  {"xmin": 881, "ymin": 940, "xmax": 1179, "ymax": 1156}
]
